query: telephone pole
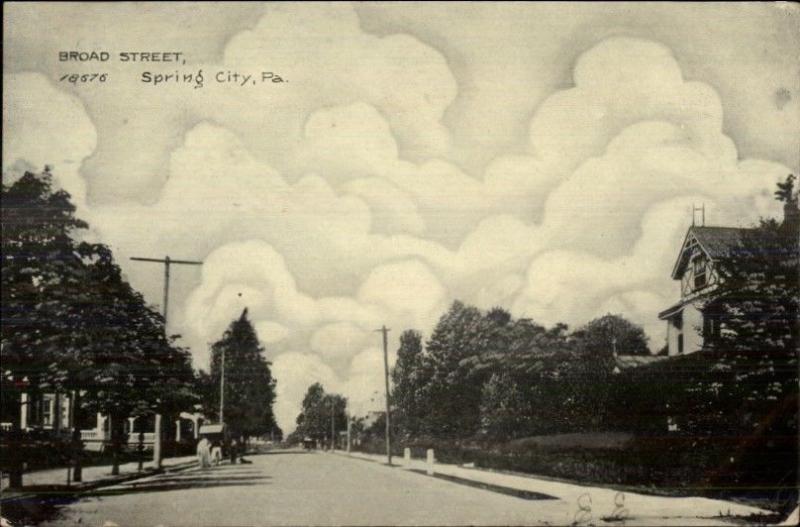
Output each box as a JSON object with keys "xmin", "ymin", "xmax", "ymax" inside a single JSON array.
[
  {"xmin": 375, "ymin": 325, "xmax": 392, "ymax": 465},
  {"xmin": 130, "ymin": 255, "xmax": 202, "ymax": 467},
  {"xmin": 219, "ymin": 345, "xmax": 225, "ymax": 424},
  {"xmin": 330, "ymin": 397, "xmax": 336, "ymax": 450}
]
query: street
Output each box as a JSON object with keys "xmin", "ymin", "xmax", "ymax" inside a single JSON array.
[{"xmin": 34, "ymin": 450, "xmax": 754, "ymax": 527}]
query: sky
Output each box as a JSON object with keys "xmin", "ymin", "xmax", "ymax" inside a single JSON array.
[{"xmin": 3, "ymin": 2, "xmax": 799, "ymax": 433}]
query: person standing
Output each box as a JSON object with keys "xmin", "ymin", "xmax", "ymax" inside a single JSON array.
[{"xmin": 196, "ymin": 437, "xmax": 211, "ymax": 468}]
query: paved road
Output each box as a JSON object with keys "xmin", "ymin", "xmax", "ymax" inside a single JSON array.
[{"xmin": 35, "ymin": 450, "xmax": 747, "ymax": 526}]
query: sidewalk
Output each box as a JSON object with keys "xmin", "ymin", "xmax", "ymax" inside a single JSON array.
[
  {"xmin": 338, "ymin": 450, "xmax": 774, "ymax": 526},
  {"xmin": 0, "ymin": 455, "xmax": 197, "ymax": 501}
]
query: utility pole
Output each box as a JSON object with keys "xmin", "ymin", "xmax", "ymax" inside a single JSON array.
[
  {"xmin": 375, "ymin": 325, "xmax": 392, "ymax": 465},
  {"xmin": 346, "ymin": 413, "xmax": 352, "ymax": 453},
  {"xmin": 219, "ymin": 345, "xmax": 225, "ymax": 424},
  {"xmin": 330, "ymin": 398, "xmax": 335, "ymax": 450},
  {"xmin": 130, "ymin": 255, "xmax": 202, "ymax": 468}
]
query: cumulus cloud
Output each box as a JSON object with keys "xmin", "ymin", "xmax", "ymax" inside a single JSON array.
[
  {"xmin": 4, "ymin": 4, "xmax": 796, "ymax": 435},
  {"xmin": 271, "ymin": 352, "xmax": 340, "ymax": 436},
  {"xmin": 2, "ymin": 73, "xmax": 96, "ymax": 209}
]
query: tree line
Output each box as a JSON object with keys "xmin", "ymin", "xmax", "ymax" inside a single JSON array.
[
  {"xmin": 1, "ymin": 169, "xmax": 278, "ymax": 485},
  {"xmin": 389, "ymin": 307, "xmax": 650, "ymax": 442},
  {"xmin": 389, "ymin": 176, "xmax": 798, "ymax": 445}
]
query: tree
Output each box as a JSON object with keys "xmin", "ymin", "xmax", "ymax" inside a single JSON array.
[
  {"xmin": 423, "ymin": 301, "xmax": 486, "ymax": 438},
  {"xmin": 1, "ymin": 168, "xmax": 91, "ymax": 486},
  {"xmin": 390, "ymin": 330, "xmax": 428, "ymax": 439},
  {"xmin": 478, "ymin": 372, "xmax": 530, "ymax": 440},
  {"xmin": 692, "ymin": 175, "xmax": 799, "ymax": 436},
  {"xmin": 2, "ymin": 168, "xmax": 197, "ymax": 479},
  {"xmin": 572, "ymin": 314, "xmax": 650, "ymax": 357},
  {"xmin": 292, "ymin": 383, "xmax": 347, "ymax": 448},
  {"xmin": 68, "ymin": 238, "xmax": 195, "ymax": 474},
  {"xmin": 208, "ymin": 309, "xmax": 277, "ymax": 442},
  {"xmin": 566, "ymin": 314, "xmax": 650, "ymax": 430}
]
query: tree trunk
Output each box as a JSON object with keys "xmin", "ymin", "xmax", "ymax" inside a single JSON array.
[
  {"xmin": 110, "ymin": 412, "xmax": 125, "ymax": 476},
  {"xmin": 8, "ymin": 417, "xmax": 23, "ymax": 489},
  {"xmin": 8, "ymin": 390, "xmax": 24, "ymax": 488},
  {"xmin": 71, "ymin": 390, "xmax": 83, "ymax": 482}
]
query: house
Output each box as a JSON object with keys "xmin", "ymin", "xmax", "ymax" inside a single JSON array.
[
  {"xmin": 658, "ymin": 195, "xmax": 799, "ymax": 356},
  {"xmin": 1, "ymin": 388, "xmax": 203, "ymax": 451}
]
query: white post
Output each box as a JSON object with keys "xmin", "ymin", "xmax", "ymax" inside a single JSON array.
[
  {"xmin": 346, "ymin": 419, "xmax": 352, "ymax": 453},
  {"xmin": 153, "ymin": 414, "xmax": 162, "ymax": 468},
  {"xmin": 193, "ymin": 416, "xmax": 200, "ymax": 439},
  {"xmin": 175, "ymin": 420, "xmax": 181, "ymax": 442},
  {"xmin": 96, "ymin": 412, "xmax": 104, "ymax": 436},
  {"xmin": 404, "ymin": 447, "xmax": 411, "ymax": 467},
  {"xmin": 426, "ymin": 448, "xmax": 435, "ymax": 476}
]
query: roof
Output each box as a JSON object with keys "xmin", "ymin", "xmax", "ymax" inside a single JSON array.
[
  {"xmin": 691, "ymin": 226, "xmax": 763, "ymax": 259},
  {"xmin": 657, "ymin": 300, "xmax": 685, "ymax": 320},
  {"xmin": 614, "ymin": 354, "xmax": 669, "ymax": 371},
  {"xmin": 199, "ymin": 424, "xmax": 225, "ymax": 435},
  {"xmin": 671, "ymin": 225, "xmax": 768, "ymax": 279}
]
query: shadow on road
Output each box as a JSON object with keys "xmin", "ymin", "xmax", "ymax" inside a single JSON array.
[
  {"xmin": 0, "ymin": 465, "xmax": 270, "ymax": 525},
  {"xmin": 249, "ymin": 449, "xmax": 312, "ymax": 456},
  {"xmin": 89, "ymin": 465, "xmax": 271, "ymax": 497}
]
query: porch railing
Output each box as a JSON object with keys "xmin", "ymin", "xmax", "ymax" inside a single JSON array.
[{"xmin": 80, "ymin": 430, "xmax": 156, "ymax": 444}]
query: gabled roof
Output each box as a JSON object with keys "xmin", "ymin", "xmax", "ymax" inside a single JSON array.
[
  {"xmin": 671, "ymin": 225, "xmax": 765, "ymax": 279},
  {"xmin": 614, "ymin": 354, "xmax": 669, "ymax": 371}
]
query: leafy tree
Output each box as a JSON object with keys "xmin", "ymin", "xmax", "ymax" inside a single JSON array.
[
  {"xmin": 292, "ymin": 383, "xmax": 347, "ymax": 447},
  {"xmin": 208, "ymin": 309, "xmax": 277, "ymax": 441},
  {"xmin": 478, "ymin": 372, "xmax": 531, "ymax": 440},
  {"xmin": 2, "ymin": 169, "xmax": 197, "ymax": 479},
  {"xmin": 2, "ymin": 168, "xmax": 92, "ymax": 406},
  {"xmin": 565, "ymin": 314, "xmax": 649, "ymax": 429},
  {"xmin": 572, "ymin": 314, "xmax": 650, "ymax": 357},
  {"xmin": 691, "ymin": 174, "xmax": 799, "ymax": 435},
  {"xmin": 1, "ymin": 168, "xmax": 93, "ymax": 485},
  {"xmin": 390, "ymin": 330, "xmax": 429, "ymax": 439},
  {"xmin": 424, "ymin": 301, "xmax": 485, "ymax": 438}
]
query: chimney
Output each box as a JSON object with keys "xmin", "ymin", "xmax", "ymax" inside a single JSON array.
[{"xmin": 782, "ymin": 196, "xmax": 799, "ymax": 236}]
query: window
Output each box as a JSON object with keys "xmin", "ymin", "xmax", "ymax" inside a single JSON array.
[
  {"xmin": 61, "ymin": 398, "xmax": 70, "ymax": 429},
  {"xmin": 693, "ymin": 256, "xmax": 706, "ymax": 289},
  {"xmin": 42, "ymin": 395, "xmax": 55, "ymax": 428},
  {"xmin": 677, "ymin": 334, "xmax": 684, "ymax": 354}
]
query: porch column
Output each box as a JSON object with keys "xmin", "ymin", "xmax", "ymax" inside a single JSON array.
[
  {"xmin": 193, "ymin": 416, "xmax": 200, "ymax": 439},
  {"xmin": 175, "ymin": 420, "xmax": 181, "ymax": 442},
  {"xmin": 95, "ymin": 412, "xmax": 104, "ymax": 435},
  {"xmin": 61, "ymin": 394, "xmax": 71, "ymax": 430},
  {"xmin": 20, "ymin": 393, "xmax": 29, "ymax": 430}
]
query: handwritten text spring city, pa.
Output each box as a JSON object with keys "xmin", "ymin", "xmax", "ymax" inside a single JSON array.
[{"xmin": 140, "ymin": 70, "xmax": 286, "ymax": 88}]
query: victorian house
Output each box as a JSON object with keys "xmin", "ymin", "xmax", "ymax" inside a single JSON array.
[{"xmin": 658, "ymin": 195, "xmax": 799, "ymax": 356}]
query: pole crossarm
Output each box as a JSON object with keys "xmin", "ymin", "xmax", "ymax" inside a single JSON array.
[{"xmin": 130, "ymin": 257, "xmax": 202, "ymax": 265}]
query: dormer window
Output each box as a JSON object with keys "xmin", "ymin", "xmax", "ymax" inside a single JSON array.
[{"xmin": 693, "ymin": 255, "xmax": 706, "ymax": 289}]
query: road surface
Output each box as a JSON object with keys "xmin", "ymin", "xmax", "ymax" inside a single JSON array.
[{"xmin": 34, "ymin": 450, "xmax": 749, "ymax": 526}]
